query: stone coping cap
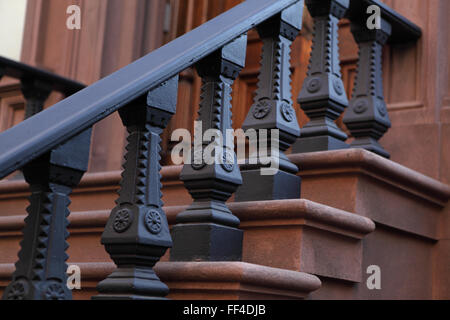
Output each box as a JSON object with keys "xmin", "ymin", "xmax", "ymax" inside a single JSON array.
[
  {"xmin": 289, "ymin": 148, "xmax": 450, "ymax": 204},
  {"xmin": 0, "ymin": 261, "xmax": 322, "ymax": 296},
  {"xmin": 2, "ymin": 149, "xmax": 448, "ymax": 205},
  {"xmin": 0, "ymin": 199, "xmax": 375, "ymax": 238}
]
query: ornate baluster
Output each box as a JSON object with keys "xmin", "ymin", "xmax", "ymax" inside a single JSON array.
[
  {"xmin": 21, "ymin": 79, "xmax": 53, "ymax": 120},
  {"xmin": 94, "ymin": 76, "xmax": 178, "ymax": 300},
  {"xmin": 343, "ymin": 18, "xmax": 392, "ymax": 158},
  {"xmin": 235, "ymin": 2, "xmax": 303, "ymax": 201},
  {"xmin": 170, "ymin": 34, "xmax": 247, "ymax": 262},
  {"xmin": 292, "ymin": 0, "xmax": 349, "ymax": 153},
  {"xmin": 3, "ymin": 80, "xmax": 91, "ymax": 300}
]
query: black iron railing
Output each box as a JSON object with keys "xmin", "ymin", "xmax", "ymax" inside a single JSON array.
[
  {"xmin": 0, "ymin": 57, "xmax": 86, "ymax": 300},
  {"xmin": 0, "ymin": 0, "xmax": 420, "ymax": 300}
]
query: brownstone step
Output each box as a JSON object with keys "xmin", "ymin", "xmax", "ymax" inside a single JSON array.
[
  {"xmin": 1, "ymin": 149, "xmax": 449, "ymax": 299},
  {"xmin": 0, "ymin": 261, "xmax": 321, "ymax": 300},
  {"xmin": 0, "ymin": 198, "xmax": 374, "ymax": 299}
]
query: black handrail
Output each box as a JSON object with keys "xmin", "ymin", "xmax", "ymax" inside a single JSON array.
[
  {"xmin": 346, "ymin": 0, "xmax": 422, "ymax": 44},
  {"xmin": 0, "ymin": 0, "xmax": 299, "ymax": 179},
  {"xmin": 0, "ymin": 56, "xmax": 89, "ymax": 301},
  {"xmin": 0, "ymin": 57, "xmax": 85, "ymax": 96}
]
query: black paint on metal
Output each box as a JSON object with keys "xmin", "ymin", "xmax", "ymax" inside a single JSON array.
[
  {"xmin": 2, "ymin": 79, "xmax": 90, "ymax": 300},
  {"xmin": 170, "ymin": 35, "xmax": 247, "ymax": 262},
  {"xmin": 94, "ymin": 76, "xmax": 179, "ymax": 300},
  {"xmin": 236, "ymin": 2, "xmax": 303, "ymax": 201},
  {"xmin": 0, "ymin": 56, "xmax": 85, "ymax": 96},
  {"xmin": 292, "ymin": 0, "xmax": 350, "ymax": 153},
  {"xmin": 343, "ymin": 18, "xmax": 392, "ymax": 158}
]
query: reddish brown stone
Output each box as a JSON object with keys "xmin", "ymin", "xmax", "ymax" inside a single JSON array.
[
  {"xmin": 290, "ymin": 149, "xmax": 450, "ymax": 299},
  {"xmin": 1, "ymin": 149, "xmax": 449, "ymax": 299},
  {"xmin": 0, "ymin": 199, "xmax": 374, "ymax": 284},
  {"xmin": 0, "ymin": 261, "xmax": 321, "ymax": 300}
]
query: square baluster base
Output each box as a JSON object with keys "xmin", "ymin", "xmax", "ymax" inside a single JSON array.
[
  {"xmin": 92, "ymin": 266, "xmax": 170, "ymax": 300},
  {"xmin": 235, "ymin": 169, "xmax": 301, "ymax": 202},
  {"xmin": 170, "ymin": 223, "xmax": 243, "ymax": 262},
  {"xmin": 350, "ymin": 137, "xmax": 390, "ymax": 159},
  {"xmin": 292, "ymin": 135, "xmax": 349, "ymax": 153}
]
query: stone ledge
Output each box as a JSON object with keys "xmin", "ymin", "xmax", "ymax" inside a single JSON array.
[
  {"xmin": 230, "ymin": 200, "xmax": 374, "ymax": 282},
  {"xmin": 0, "ymin": 199, "xmax": 375, "ymax": 237},
  {"xmin": 289, "ymin": 149, "xmax": 450, "ymax": 239},
  {"xmin": 2, "ymin": 149, "xmax": 448, "ymax": 207},
  {"xmin": 230, "ymin": 199, "xmax": 375, "ymax": 239},
  {"xmin": 289, "ymin": 148, "xmax": 450, "ymax": 206},
  {"xmin": 0, "ymin": 261, "xmax": 321, "ymax": 300},
  {"xmin": 0, "ymin": 199, "xmax": 374, "ymax": 283}
]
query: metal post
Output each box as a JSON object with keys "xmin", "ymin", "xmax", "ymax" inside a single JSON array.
[
  {"xmin": 94, "ymin": 76, "xmax": 178, "ymax": 300},
  {"xmin": 292, "ymin": 0, "xmax": 350, "ymax": 153},
  {"xmin": 343, "ymin": 17, "xmax": 392, "ymax": 158},
  {"xmin": 3, "ymin": 80, "xmax": 91, "ymax": 300},
  {"xmin": 235, "ymin": 1, "xmax": 303, "ymax": 201},
  {"xmin": 170, "ymin": 35, "xmax": 247, "ymax": 262}
]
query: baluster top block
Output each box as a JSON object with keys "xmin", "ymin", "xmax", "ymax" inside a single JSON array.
[
  {"xmin": 346, "ymin": 0, "xmax": 421, "ymax": 44},
  {"xmin": 220, "ymin": 34, "xmax": 248, "ymax": 69},
  {"xmin": 306, "ymin": 0, "xmax": 349, "ymax": 18},
  {"xmin": 49, "ymin": 129, "xmax": 92, "ymax": 174},
  {"xmin": 147, "ymin": 75, "xmax": 179, "ymax": 114},
  {"xmin": 280, "ymin": 1, "xmax": 304, "ymax": 31},
  {"xmin": 257, "ymin": 1, "xmax": 303, "ymax": 41},
  {"xmin": 351, "ymin": 17, "xmax": 392, "ymax": 44},
  {"xmin": 196, "ymin": 34, "xmax": 248, "ymax": 80},
  {"xmin": 120, "ymin": 76, "xmax": 179, "ymax": 129}
]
